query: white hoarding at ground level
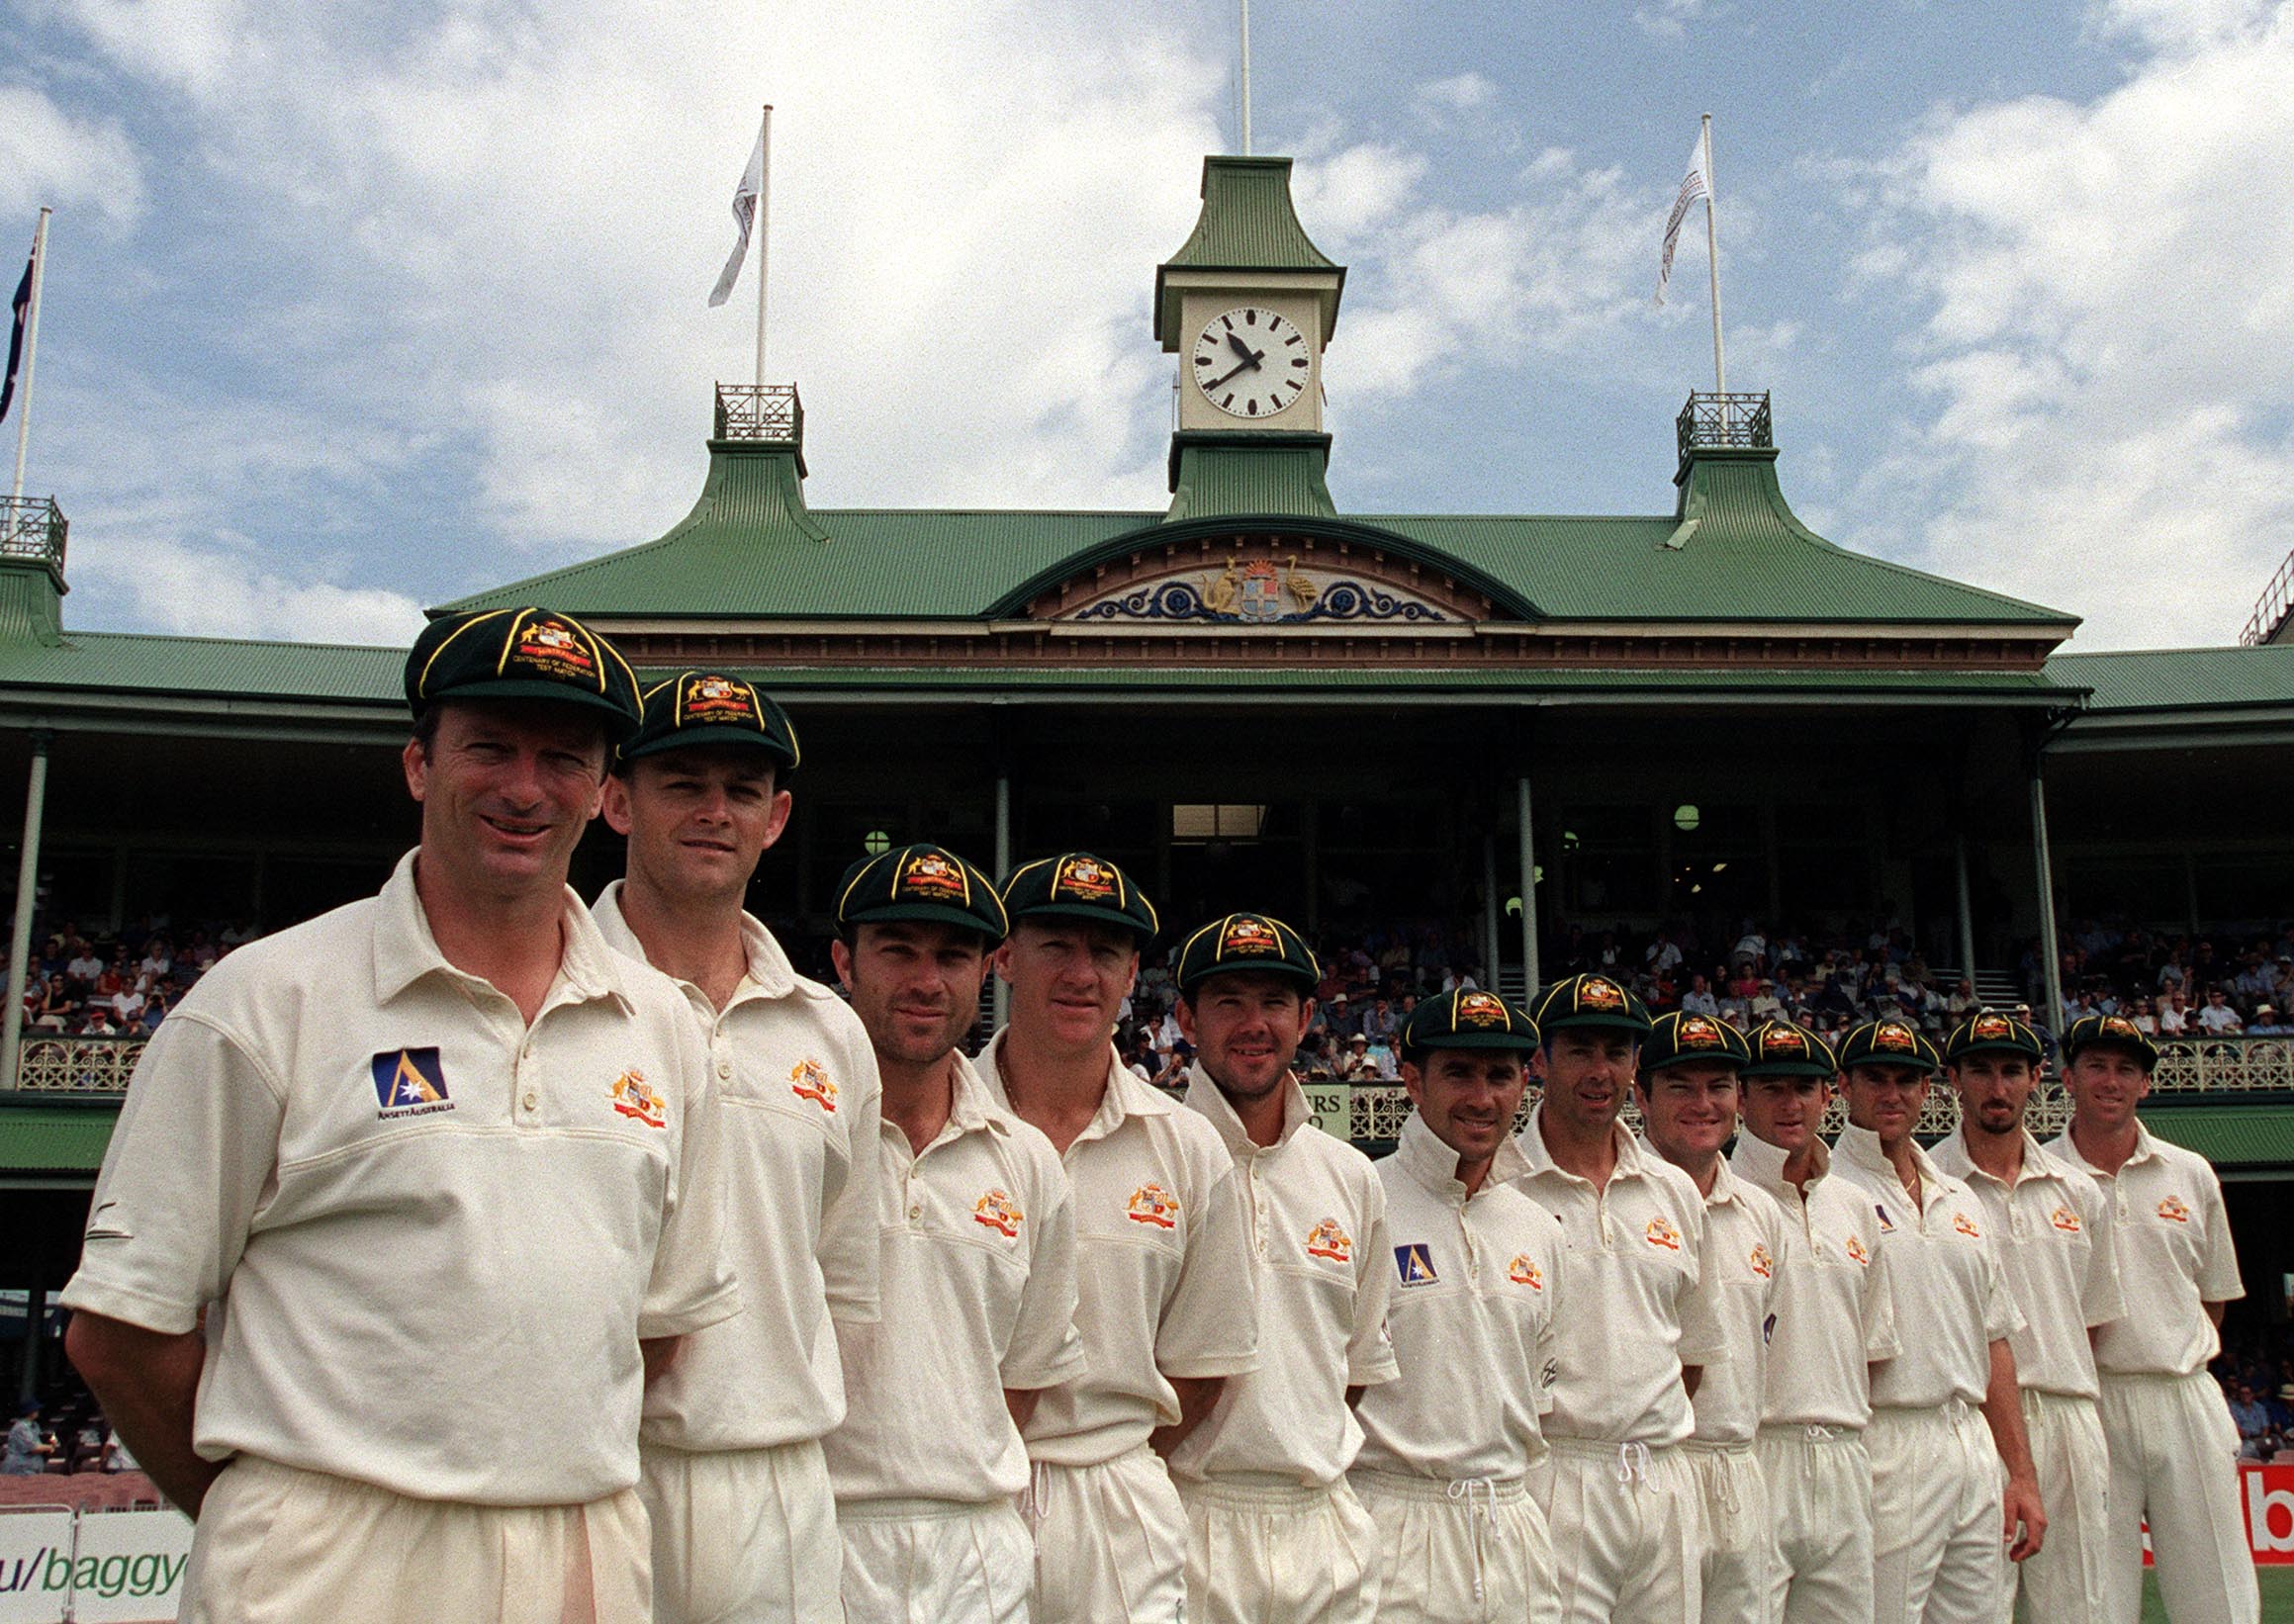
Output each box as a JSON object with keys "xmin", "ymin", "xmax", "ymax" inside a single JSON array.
[
  {"xmin": 0, "ymin": 1504, "xmax": 191, "ymax": 1624},
  {"xmin": 0, "ymin": 1508, "xmax": 86, "ymax": 1624}
]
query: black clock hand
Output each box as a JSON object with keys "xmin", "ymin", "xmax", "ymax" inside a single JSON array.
[
  {"xmin": 1206, "ymin": 341, "xmax": 1268, "ymax": 392},
  {"xmin": 1227, "ymin": 330, "xmax": 1259, "ymax": 363}
]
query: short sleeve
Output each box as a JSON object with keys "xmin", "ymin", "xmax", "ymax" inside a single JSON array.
[
  {"xmin": 1980, "ymin": 1230, "xmax": 2026, "ymax": 1345},
  {"xmin": 1002, "ymin": 1150, "xmax": 1086, "ymax": 1392},
  {"xmin": 818, "ymin": 1024, "xmax": 884, "ymax": 1326},
  {"xmin": 1861, "ymin": 1220, "xmax": 1901, "ymax": 1363},
  {"xmin": 638, "ymin": 1014, "xmax": 740, "ymax": 1340},
  {"xmin": 58, "ymin": 1013, "xmax": 286, "ymax": 1336},
  {"xmin": 1346, "ymin": 1170, "xmax": 1399, "ymax": 1387},
  {"xmin": 2196, "ymin": 1167, "xmax": 2246, "ymax": 1305},
  {"xmin": 1153, "ymin": 1147, "xmax": 1258, "ymax": 1381}
]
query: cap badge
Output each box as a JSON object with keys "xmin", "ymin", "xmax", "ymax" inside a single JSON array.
[
  {"xmin": 1765, "ymin": 1028, "xmax": 1807, "ymax": 1055},
  {"xmin": 900, "ymin": 851, "xmax": 965, "ymax": 901},
  {"xmin": 1680, "ymin": 1014, "xmax": 1721, "ymax": 1046},
  {"xmin": 1304, "ymin": 1218, "xmax": 1352, "ymax": 1263},
  {"xmin": 1126, "ymin": 1183, "xmax": 1180, "ymax": 1229},
  {"xmin": 610, "ymin": 1068, "xmax": 666, "ymax": 1128},
  {"xmin": 2157, "ymin": 1195, "xmax": 2190, "ymax": 1224},
  {"xmin": 1457, "ymin": 991, "xmax": 1510, "ymax": 1030},
  {"xmin": 1222, "ymin": 916, "xmax": 1278, "ymax": 955},
  {"xmin": 1973, "ymin": 1014, "xmax": 2012, "ymax": 1040},
  {"xmin": 2104, "ymin": 1017, "xmax": 2139, "ymax": 1038},
  {"xmin": 1875, "ymin": 1024, "xmax": 1916, "ymax": 1052},
  {"xmin": 682, "ymin": 674, "xmax": 755, "ymax": 721},
  {"xmin": 1581, "ymin": 977, "xmax": 1624, "ymax": 1011},
  {"xmin": 1749, "ymin": 1243, "xmax": 1774, "ymax": 1280},
  {"xmin": 2050, "ymin": 1205, "xmax": 2082, "ymax": 1235},
  {"xmin": 972, "ymin": 1189, "xmax": 1023, "ymax": 1237},
  {"xmin": 1645, "ymin": 1216, "xmax": 1682, "ymax": 1252},
  {"xmin": 510, "ymin": 615, "xmax": 595, "ymax": 680},
  {"xmin": 1055, "ymin": 856, "xmax": 1116, "ymax": 902},
  {"xmin": 1508, "ymin": 1253, "xmax": 1544, "ymax": 1291},
  {"xmin": 790, "ymin": 1057, "xmax": 838, "ymax": 1114}
]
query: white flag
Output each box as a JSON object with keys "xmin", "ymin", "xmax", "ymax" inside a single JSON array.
[
  {"xmin": 707, "ymin": 130, "xmax": 766, "ymax": 309},
  {"xmin": 1656, "ymin": 128, "xmax": 1712, "ymax": 306}
]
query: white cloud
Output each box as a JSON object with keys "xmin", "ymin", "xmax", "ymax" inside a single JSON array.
[
  {"xmin": 1844, "ymin": 0, "xmax": 2294, "ymax": 648},
  {"xmin": 0, "ymin": 84, "xmax": 144, "ymax": 226},
  {"xmin": 1634, "ymin": 0, "xmax": 1716, "ymax": 42},
  {"xmin": 1416, "ymin": 71, "xmax": 1497, "ymax": 112}
]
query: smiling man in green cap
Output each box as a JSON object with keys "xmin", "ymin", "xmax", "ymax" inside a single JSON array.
[
  {"xmin": 64, "ymin": 608, "xmax": 737, "ymax": 1623},
  {"xmin": 595, "ymin": 669, "xmax": 882, "ymax": 1624},
  {"xmin": 1161, "ymin": 911, "xmax": 1397, "ymax": 1624}
]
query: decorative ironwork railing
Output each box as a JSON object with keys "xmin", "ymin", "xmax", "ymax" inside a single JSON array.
[
  {"xmin": 2245, "ymin": 547, "xmax": 2294, "ymax": 646},
  {"xmin": 1341, "ymin": 1035, "xmax": 2289, "ymax": 1147},
  {"xmin": 18, "ymin": 1036, "xmax": 143, "ymax": 1094},
  {"xmin": 1676, "ymin": 392, "xmax": 1773, "ymax": 462},
  {"xmin": 714, "ymin": 383, "xmax": 802, "ymax": 442},
  {"xmin": 0, "ymin": 496, "xmax": 66, "ymax": 576}
]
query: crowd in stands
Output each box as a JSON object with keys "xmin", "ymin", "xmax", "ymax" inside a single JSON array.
[
  {"xmin": 2043, "ymin": 920, "xmax": 2294, "ymax": 1038},
  {"xmin": 1, "ymin": 1371, "xmax": 132, "ymax": 1477},
  {"xmin": 1, "ymin": 916, "xmax": 261, "ymax": 1041},
  {"xmin": 2217, "ymin": 1328, "xmax": 2294, "ymax": 1464}
]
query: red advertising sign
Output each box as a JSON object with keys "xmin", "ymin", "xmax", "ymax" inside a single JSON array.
[{"xmin": 2148, "ymin": 1465, "xmax": 2294, "ymax": 1565}]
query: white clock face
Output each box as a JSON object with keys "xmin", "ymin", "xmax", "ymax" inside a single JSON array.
[{"xmin": 1191, "ymin": 307, "xmax": 1310, "ymax": 419}]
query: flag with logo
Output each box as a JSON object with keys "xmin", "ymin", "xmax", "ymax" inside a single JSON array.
[
  {"xmin": 707, "ymin": 130, "xmax": 766, "ymax": 309},
  {"xmin": 0, "ymin": 251, "xmax": 30, "ymax": 423},
  {"xmin": 1656, "ymin": 128, "xmax": 1712, "ymax": 306}
]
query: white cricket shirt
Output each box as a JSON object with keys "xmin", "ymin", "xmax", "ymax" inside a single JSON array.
[
  {"xmin": 1832, "ymin": 1124, "xmax": 2022, "ymax": 1409},
  {"xmin": 981, "ymin": 1031, "xmax": 1258, "ymax": 1468},
  {"xmin": 1166, "ymin": 1069, "xmax": 1398, "ymax": 1489},
  {"xmin": 595, "ymin": 885, "xmax": 882, "ymax": 1453},
  {"xmin": 1728, "ymin": 1132, "xmax": 1897, "ymax": 1430},
  {"xmin": 1671, "ymin": 1151, "xmax": 1787, "ymax": 1447},
  {"xmin": 825, "ymin": 1051, "xmax": 1084, "ymax": 1505},
  {"xmin": 1350, "ymin": 1112, "xmax": 1565, "ymax": 1483},
  {"xmin": 2048, "ymin": 1123, "xmax": 2245, "ymax": 1378},
  {"xmin": 1933, "ymin": 1128, "xmax": 2122, "ymax": 1399},
  {"xmin": 1512, "ymin": 1110, "xmax": 1731, "ymax": 1447},
  {"xmin": 61, "ymin": 852, "xmax": 738, "ymax": 1504}
]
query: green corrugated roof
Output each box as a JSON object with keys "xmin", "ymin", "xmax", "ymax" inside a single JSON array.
[
  {"xmin": 715, "ymin": 666, "xmax": 2075, "ymax": 699},
  {"xmin": 2143, "ymin": 1104, "xmax": 2294, "ymax": 1168},
  {"xmin": 2046, "ymin": 644, "xmax": 2294, "ymax": 713},
  {"xmin": 0, "ymin": 625, "xmax": 403, "ymax": 704},
  {"xmin": 1161, "ymin": 156, "xmax": 1338, "ymax": 274},
  {"xmin": 0, "ymin": 1104, "xmax": 116, "ymax": 1173},
  {"xmin": 1166, "ymin": 437, "xmax": 1336, "ymax": 522}
]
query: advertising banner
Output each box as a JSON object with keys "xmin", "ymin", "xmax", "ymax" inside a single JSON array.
[{"xmin": 0, "ymin": 1504, "xmax": 191, "ymax": 1623}]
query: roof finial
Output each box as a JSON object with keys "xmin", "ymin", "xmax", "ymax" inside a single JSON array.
[{"xmin": 1238, "ymin": 0, "xmax": 1252, "ymax": 155}]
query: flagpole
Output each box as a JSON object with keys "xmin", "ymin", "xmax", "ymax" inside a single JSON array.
[
  {"xmin": 9, "ymin": 208, "xmax": 49, "ymax": 505},
  {"xmin": 754, "ymin": 106, "xmax": 772, "ymax": 388},
  {"xmin": 1701, "ymin": 113, "xmax": 1725, "ymax": 394},
  {"xmin": 1239, "ymin": 0, "xmax": 1252, "ymax": 155}
]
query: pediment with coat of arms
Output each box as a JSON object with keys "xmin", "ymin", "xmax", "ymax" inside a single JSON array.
[{"xmin": 1035, "ymin": 536, "xmax": 1493, "ymax": 627}]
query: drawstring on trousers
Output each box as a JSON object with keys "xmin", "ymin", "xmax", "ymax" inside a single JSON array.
[
  {"xmin": 1614, "ymin": 1441, "xmax": 1652, "ymax": 1487},
  {"xmin": 1445, "ymin": 1477, "xmax": 1496, "ymax": 1606}
]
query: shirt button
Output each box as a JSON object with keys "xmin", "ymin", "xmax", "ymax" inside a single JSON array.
[
  {"xmin": 908, "ymin": 1204, "xmax": 922, "ymax": 1219},
  {"xmin": 522, "ymin": 1091, "xmax": 538, "ymax": 1111},
  {"xmin": 716, "ymin": 1061, "xmax": 732, "ymax": 1081}
]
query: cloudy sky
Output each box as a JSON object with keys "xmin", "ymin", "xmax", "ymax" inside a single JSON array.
[{"xmin": 2, "ymin": 0, "xmax": 2289, "ymax": 650}]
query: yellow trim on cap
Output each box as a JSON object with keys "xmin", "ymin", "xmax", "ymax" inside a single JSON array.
[{"xmin": 415, "ymin": 608, "xmax": 512, "ymax": 698}]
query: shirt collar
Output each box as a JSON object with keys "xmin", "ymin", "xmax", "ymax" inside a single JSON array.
[
  {"xmin": 1515, "ymin": 1106, "xmax": 1643, "ymax": 1187},
  {"xmin": 590, "ymin": 880, "xmax": 796, "ymax": 1005},
  {"xmin": 1835, "ymin": 1121, "xmax": 1947, "ymax": 1206},
  {"xmin": 1932, "ymin": 1127, "xmax": 2061, "ymax": 1190},
  {"xmin": 1726, "ymin": 1128, "xmax": 1831, "ymax": 1198},
  {"xmin": 980, "ymin": 1028, "xmax": 1171, "ymax": 1144},
  {"xmin": 1395, "ymin": 1109, "xmax": 1530, "ymax": 1202},
  {"xmin": 2055, "ymin": 1121, "xmax": 2159, "ymax": 1176},
  {"xmin": 1184, "ymin": 1064, "xmax": 1312, "ymax": 1157},
  {"xmin": 372, "ymin": 849, "xmax": 630, "ymax": 1014}
]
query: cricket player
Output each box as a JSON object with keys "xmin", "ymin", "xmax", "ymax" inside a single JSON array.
[
  {"xmin": 985, "ymin": 853, "xmax": 1257, "ymax": 1623},
  {"xmin": 1932, "ymin": 1012, "xmax": 2122, "ymax": 1621},
  {"xmin": 1514, "ymin": 974, "xmax": 1729, "ymax": 1624},
  {"xmin": 1633, "ymin": 1012, "xmax": 1786, "ymax": 1624},
  {"xmin": 2049, "ymin": 1012, "xmax": 2259, "ymax": 1624},
  {"xmin": 1829, "ymin": 1017, "xmax": 2043, "ymax": 1624},
  {"xmin": 824, "ymin": 843, "xmax": 1084, "ymax": 1623},
  {"xmin": 1730, "ymin": 1021, "xmax": 1896, "ymax": 1624},
  {"xmin": 1162, "ymin": 911, "xmax": 1397, "ymax": 1623},
  {"xmin": 596, "ymin": 671, "xmax": 882, "ymax": 1624},
  {"xmin": 1349, "ymin": 987, "xmax": 1565, "ymax": 1624},
  {"xmin": 62, "ymin": 607, "xmax": 736, "ymax": 1622}
]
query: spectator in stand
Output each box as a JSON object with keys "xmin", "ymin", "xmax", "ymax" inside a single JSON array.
[
  {"xmin": 1680, "ymin": 973, "xmax": 1719, "ymax": 1018},
  {"xmin": 1337, "ymin": 1034, "xmax": 1375, "ymax": 1081},
  {"xmin": 2197, "ymin": 987, "xmax": 2245, "ymax": 1036},
  {"xmin": 2233, "ymin": 1385, "xmax": 2270, "ymax": 1456},
  {"xmin": 3, "ymin": 1403, "xmax": 52, "ymax": 1475},
  {"xmin": 2159, "ymin": 991, "xmax": 2190, "ymax": 1035},
  {"xmin": 2128, "ymin": 998, "xmax": 2159, "ymax": 1036},
  {"xmin": 81, "ymin": 1005, "xmax": 116, "ymax": 1037},
  {"xmin": 1750, "ymin": 977, "xmax": 1785, "ymax": 1025},
  {"xmin": 65, "ymin": 941, "xmax": 102, "ymax": 989},
  {"xmin": 2251, "ymin": 1007, "xmax": 2292, "ymax": 1038},
  {"xmin": 1360, "ymin": 997, "xmax": 1399, "ymax": 1047},
  {"xmin": 1647, "ymin": 929, "xmax": 1685, "ymax": 977},
  {"xmin": 1326, "ymin": 993, "xmax": 1358, "ymax": 1041}
]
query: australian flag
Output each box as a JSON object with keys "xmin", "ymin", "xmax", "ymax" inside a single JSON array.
[{"xmin": 0, "ymin": 253, "xmax": 28, "ymax": 425}]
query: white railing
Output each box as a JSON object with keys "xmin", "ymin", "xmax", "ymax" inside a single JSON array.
[{"xmin": 16, "ymin": 1037, "xmax": 144, "ymax": 1093}]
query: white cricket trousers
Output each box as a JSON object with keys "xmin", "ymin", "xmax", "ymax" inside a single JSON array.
[
  {"xmin": 2003, "ymin": 1389, "xmax": 2110, "ymax": 1623},
  {"xmin": 180, "ymin": 1453, "xmax": 650, "ymax": 1623},
  {"xmin": 837, "ymin": 1496, "xmax": 1033, "ymax": 1624},
  {"xmin": 1176, "ymin": 1476, "xmax": 1378, "ymax": 1624},
  {"xmin": 2099, "ymin": 1370, "xmax": 2260, "ymax": 1624},
  {"xmin": 1870, "ymin": 1402, "xmax": 2004, "ymax": 1624},
  {"xmin": 639, "ymin": 1437, "xmax": 842, "ymax": 1624},
  {"xmin": 1754, "ymin": 1423, "xmax": 1875, "ymax": 1624},
  {"xmin": 1532, "ymin": 1437, "xmax": 1703, "ymax": 1624},
  {"xmin": 1021, "ymin": 1444, "xmax": 1186, "ymax": 1624},
  {"xmin": 1683, "ymin": 1441, "xmax": 1774, "ymax": 1623},
  {"xmin": 1349, "ymin": 1467, "xmax": 1557, "ymax": 1624}
]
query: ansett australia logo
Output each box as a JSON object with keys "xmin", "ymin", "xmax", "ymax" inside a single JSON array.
[
  {"xmin": 1054, "ymin": 856, "xmax": 1116, "ymax": 901},
  {"xmin": 2157, "ymin": 1195, "xmax": 2192, "ymax": 1224},
  {"xmin": 1126, "ymin": 1183, "xmax": 1180, "ymax": 1229},
  {"xmin": 1645, "ymin": 1216, "xmax": 1682, "ymax": 1252},
  {"xmin": 2051, "ymin": 1206, "xmax": 2083, "ymax": 1235},
  {"xmin": 1394, "ymin": 1243, "xmax": 1439, "ymax": 1288},
  {"xmin": 1305, "ymin": 1218, "xmax": 1353, "ymax": 1263},
  {"xmin": 972, "ymin": 1190, "xmax": 1023, "ymax": 1237},
  {"xmin": 901, "ymin": 850, "xmax": 966, "ymax": 900},
  {"xmin": 1508, "ymin": 1253, "xmax": 1544, "ymax": 1291},
  {"xmin": 1954, "ymin": 1211, "xmax": 1981, "ymax": 1240},
  {"xmin": 790, "ymin": 1058, "xmax": 838, "ymax": 1113},
  {"xmin": 611, "ymin": 1069, "xmax": 666, "ymax": 1128},
  {"xmin": 1749, "ymin": 1243, "xmax": 1775, "ymax": 1280},
  {"xmin": 371, "ymin": 1047, "xmax": 452, "ymax": 1120}
]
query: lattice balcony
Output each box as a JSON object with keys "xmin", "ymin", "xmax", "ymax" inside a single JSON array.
[
  {"xmin": 1677, "ymin": 391, "xmax": 1773, "ymax": 462},
  {"xmin": 0, "ymin": 495, "xmax": 66, "ymax": 581},
  {"xmin": 17, "ymin": 1035, "xmax": 141, "ymax": 1093},
  {"xmin": 714, "ymin": 383, "xmax": 802, "ymax": 443}
]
